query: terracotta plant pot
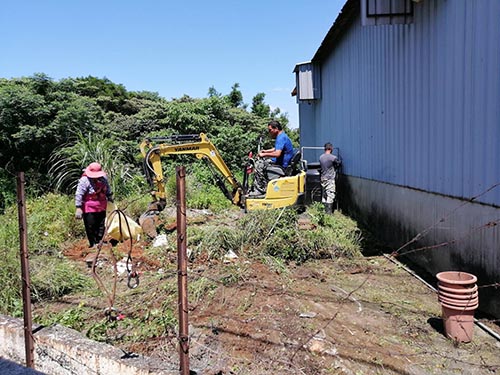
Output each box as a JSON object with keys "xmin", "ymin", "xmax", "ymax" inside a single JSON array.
[
  {"xmin": 436, "ymin": 271, "xmax": 478, "ymax": 343},
  {"xmin": 436, "ymin": 271, "xmax": 477, "ymax": 288},
  {"xmin": 438, "ymin": 294, "xmax": 478, "ymax": 307},
  {"xmin": 441, "ymin": 302, "xmax": 477, "ymax": 343},
  {"xmin": 438, "ymin": 289, "xmax": 478, "ymax": 300},
  {"xmin": 438, "ymin": 283, "xmax": 478, "ymax": 295}
]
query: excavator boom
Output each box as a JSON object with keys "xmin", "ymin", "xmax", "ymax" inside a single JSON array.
[{"xmin": 141, "ymin": 133, "xmax": 243, "ymax": 208}]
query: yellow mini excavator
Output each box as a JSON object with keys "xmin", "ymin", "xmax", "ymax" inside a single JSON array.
[{"xmin": 139, "ymin": 133, "xmax": 306, "ymax": 236}]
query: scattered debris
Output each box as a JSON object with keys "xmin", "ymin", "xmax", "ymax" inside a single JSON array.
[
  {"xmin": 331, "ymin": 285, "xmax": 363, "ymax": 312},
  {"xmin": 152, "ymin": 234, "xmax": 168, "ymax": 247},
  {"xmin": 116, "ymin": 257, "xmax": 128, "ymax": 275},
  {"xmin": 313, "ymin": 329, "xmax": 326, "ymax": 340},
  {"xmin": 299, "ymin": 311, "xmax": 317, "ymax": 318},
  {"xmin": 223, "ymin": 250, "xmax": 238, "ymax": 263}
]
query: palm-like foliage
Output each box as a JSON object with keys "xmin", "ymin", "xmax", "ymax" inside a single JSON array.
[{"xmin": 48, "ymin": 132, "xmax": 136, "ymax": 198}]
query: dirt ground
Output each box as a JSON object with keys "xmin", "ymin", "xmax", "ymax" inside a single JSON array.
[{"xmin": 37, "ymin": 214, "xmax": 500, "ymax": 375}]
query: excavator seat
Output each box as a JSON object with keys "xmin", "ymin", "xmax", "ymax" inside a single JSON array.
[
  {"xmin": 265, "ymin": 150, "xmax": 301, "ymax": 180},
  {"xmin": 253, "ymin": 151, "xmax": 300, "ymax": 194},
  {"xmin": 285, "ymin": 150, "xmax": 302, "ymax": 176},
  {"xmin": 265, "ymin": 165, "xmax": 286, "ymax": 180}
]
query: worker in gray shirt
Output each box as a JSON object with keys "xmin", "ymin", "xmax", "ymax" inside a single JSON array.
[{"xmin": 319, "ymin": 142, "xmax": 341, "ymax": 214}]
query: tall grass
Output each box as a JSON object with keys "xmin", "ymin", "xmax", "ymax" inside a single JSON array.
[
  {"xmin": 30, "ymin": 255, "xmax": 92, "ymax": 302},
  {"xmin": 175, "ymin": 203, "xmax": 363, "ymax": 264},
  {"xmin": 0, "ymin": 193, "xmax": 91, "ymax": 316}
]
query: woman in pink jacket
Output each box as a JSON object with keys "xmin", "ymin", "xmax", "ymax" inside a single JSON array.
[{"xmin": 75, "ymin": 162, "xmax": 113, "ymax": 248}]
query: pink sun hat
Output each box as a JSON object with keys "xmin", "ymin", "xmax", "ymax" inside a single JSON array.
[{"xmin": 84, "ymin": 162, "xmax": 107, "ymax": 178}]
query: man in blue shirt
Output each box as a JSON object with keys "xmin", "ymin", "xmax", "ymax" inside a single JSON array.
[
  {"xmin": 258, "ymin": 120, "xmax": 294, "ymax": 167},
  {"xmin": 250, "ymin": 120, "xmax": 295, "ymax": 195}
]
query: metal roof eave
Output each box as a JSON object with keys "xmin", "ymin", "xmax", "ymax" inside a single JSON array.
[
  {"xmin": 293, "ymin": 61, "xmax": 313, "ymax": 73},
  {"xmin": 311, "ymin": 0, "xmax": 359, "ymax": 63}
]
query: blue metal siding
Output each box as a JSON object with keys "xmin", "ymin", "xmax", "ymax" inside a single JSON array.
[{"xmin": 304, "ymin": 0, "xmax": 500, "ymax": 206}]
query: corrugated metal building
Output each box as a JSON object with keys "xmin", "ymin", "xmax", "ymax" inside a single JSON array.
[{"xmin": 295, "ymin": 0, "xmax": 500, "ymax": 317}]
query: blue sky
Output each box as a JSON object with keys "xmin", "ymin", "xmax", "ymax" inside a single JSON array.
[{"xmin": 1, "ymin": 0, "xmax": 345, "ymax": 128}]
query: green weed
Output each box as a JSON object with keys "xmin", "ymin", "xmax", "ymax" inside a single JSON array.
[
  {"xmin": 30, "ymin": 255, "xmax": 92, "ymax": 301},
  {"xmin": 187, "ymin": 184, "xmax": 232, "ymax": 212},
  {"xmin": 235, "ymin": 206, "xmax": 362, "ymax": 263},
  {"xmin": 127, "ymin": 302, "xmax": 177, "ymax": 341},
  {"xmin": 0, "ymin": 245, "xmax": 23, "ymax": 316},
  {"xmin": 87, "ymin": 319, "xmax": 117, "ymax": 342},
  {"xmin": 220, "ymin": 263, "xmax": 247, "ymax": 286},
  {"xmin": 189, "ymin": 276, "xmax": 217, "ymax": 303},
  {"xmin": 262, "ymin": 255, "xmax": 289, "ymax": 276},
  {"xmin": 161, "ymin": 162, "xmax": 233, "ymax": 212},
  {"xmin": 202, "ymin": 225, "xmax": 240, "ymax": 259},
  {"xmin": 36, "ymin": 302, "xmax": 88, "ymax": 331},
  {"xmin": 116, "ymin": 192, "xmax": 156, "ymax": 220},
  {"xmin": 0, "ymin": 193, "xmax": 81, "ymax": 255}
]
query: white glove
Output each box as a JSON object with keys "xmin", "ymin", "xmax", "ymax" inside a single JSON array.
[{"xmin": 75, "ymin": 208, "xmax": 83, "ymax": 220}]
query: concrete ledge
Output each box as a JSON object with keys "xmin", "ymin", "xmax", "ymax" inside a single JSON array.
[{"xmin": 0, "ymin": 314, "xmax": 176, "ymax": 375}]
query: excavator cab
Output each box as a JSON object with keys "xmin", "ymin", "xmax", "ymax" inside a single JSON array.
[
  {"xmin": 247, "ymin": 149, "xmax": 303, "ymax": 195},
  {"xmin": 244, "ymin": 151, "xmax": 306, "ymax": 211}
]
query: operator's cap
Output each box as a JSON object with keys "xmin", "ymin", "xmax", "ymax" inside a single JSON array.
[{"xmin": 84, "ymin": 162, "xmax": 106, "ymax": 178}]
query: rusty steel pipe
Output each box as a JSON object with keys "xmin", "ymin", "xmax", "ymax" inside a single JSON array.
[
  {"xmin": 17, "ymin": 172, "xmax": 34, "ymax": 368},
  {"xmin": 176, "ymin": 166, "xmax": 190, "ymax": 374}
]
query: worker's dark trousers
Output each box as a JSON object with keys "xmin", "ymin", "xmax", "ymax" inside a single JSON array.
[{"xmin": 83, "ymin": 211, "xmax": 106, "ymax": 247}]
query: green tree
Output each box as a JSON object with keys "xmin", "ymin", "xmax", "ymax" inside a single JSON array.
[
  {"xmin": 207, "ymin": 86, "xmax": 221, "ymax": 98},
  {"xmin": 30, "ymin": 73, "xmax": 54, "ymax": 96},
  {"xmin": 228, "ymin": 83, "xmax": 243, "ymax": 108},
  {"xmin": 0, "ymin": 78, "xmax": 53, "ymax": 191},
  {"xmin": 251, "ymin": 92, "xmax": 271, "ymax": 118}
]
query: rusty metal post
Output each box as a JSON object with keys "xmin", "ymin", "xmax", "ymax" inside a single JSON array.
[
  {"xmin": 17, "ymin": 172, "xmax": 34, "ymax": 368},
  {"xmin": 176, "ymin": 166, "xmax": 190, "ymax": 374}
]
